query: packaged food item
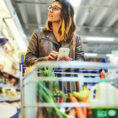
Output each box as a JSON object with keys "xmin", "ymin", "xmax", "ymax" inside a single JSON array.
[{"xmin": 88, "ymin": 108, "xmax": 118, "ymax": 118}]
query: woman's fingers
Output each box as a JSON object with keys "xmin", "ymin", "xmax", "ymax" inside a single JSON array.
[
  {"xmin": 47, "ymin": 50, "xmax": 73, "ymax": 61},
  {"xmin": 50, "ymin": 52, "xmax": 57, "ymax": 58},
  {"xmin": 58, "ymin": 56, "xmax": 72, "ymax": 61},
  {"xmin": 47, "ymin": 50, "xmax": 58, "ymax": 61},
  {"xmin": 48, "ymin": 55, "xmax": 55, "ymax": 60},
  {"xmin": 51, "ymin": 51, "xmax": 58, "ymax": 56}
]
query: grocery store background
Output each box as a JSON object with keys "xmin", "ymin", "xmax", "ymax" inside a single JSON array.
[{"xmin": 0, "ymin": 0, "xmax": 118, "ymax": 118}]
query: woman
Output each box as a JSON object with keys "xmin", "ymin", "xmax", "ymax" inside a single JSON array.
[{"xmin": 24, "ymin": 0, "xmax": 84, "ymax": 67}]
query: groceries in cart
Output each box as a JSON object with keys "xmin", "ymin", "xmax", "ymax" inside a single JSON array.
[
  {"xmin": 36, "ymin": 67, "xmax": 90, "ymax": 118},
  {"xmin": 22, "ymin": 61, "xmax": 118, "ymax": 118}
]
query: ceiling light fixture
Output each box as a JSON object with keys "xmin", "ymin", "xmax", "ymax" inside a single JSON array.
[
  {"xmin": 85, "ymin": 37, "xmax": 115, "ymax": 42},
  {"xmin": 106, "ymin": 54, "xmax": 112, "ymax": 57}
]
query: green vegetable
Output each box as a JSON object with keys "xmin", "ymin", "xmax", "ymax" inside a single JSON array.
[
  {"xmin": 37, "ymin": 68, "xmax": 68, "ymax": 117},
  {"xmin": 37, "ymin": 81, "xmax": 69, "ymax": 118},
  {"xmin": 40, "ymin": 67, "xmax": 59, "ymax": 91}
]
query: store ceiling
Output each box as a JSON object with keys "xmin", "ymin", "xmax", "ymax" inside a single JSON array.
[{"xmin": 10, "ymin": 0, "xmax": 118, "ymax": 57}]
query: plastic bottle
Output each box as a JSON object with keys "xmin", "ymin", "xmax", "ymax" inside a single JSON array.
[{"xmin": 89, "ymin": 82, "xmax": 118, "ymax": 104}]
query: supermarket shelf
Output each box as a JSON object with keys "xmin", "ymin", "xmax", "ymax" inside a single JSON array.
[
  {"xmin": 0, "ymin": 47, "xmax": 17, "ymax": 63},
  {"xmin": 0, "ymin": 97, "xmax": 20, "ymax": 102},
  {"xmin": 0, "ymin": 71, "xmax": 19, "ymax": 80},
  {"xmin": 0, "ymin": 83, "xmax": 20, "ymax": 90}
]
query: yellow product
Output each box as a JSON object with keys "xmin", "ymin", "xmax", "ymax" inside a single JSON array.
[{"xmin": 73, "ymin": 85, "xmax": 90, "ymax": 101}]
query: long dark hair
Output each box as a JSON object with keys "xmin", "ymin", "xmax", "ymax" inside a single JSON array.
[{"xmin": 45, "ymin": 0, "xmax": 76, "ymax": 41}]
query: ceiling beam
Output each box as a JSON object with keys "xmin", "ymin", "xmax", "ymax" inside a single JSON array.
[
  {"xmin": 17, "ymin": 4, "xmax": 29, "ymax": 29},
  {"xmin": 76, "ymin": 0, "xmax": 95, "ymax": 31},
  {"xmin": 89, "ymin": 0, "xmax": 114, "ymax": 32},
  {"xmin": 102, "ymin": 9, "xmax": 118, "ymax": 32},
  {"xmin": 89, "ymin": 8, "xmax": 108, "ymax": 32},
  {"xmin": 15, "ymin": 0, "xmax": 50, "ymax": 4},
  {"xmin": 76, "ymin": 27, "xmax": 118, "ymax": 37},
  {"xmin": 35, "ymin": 0, "xmax": 42, "ymax": 29}
]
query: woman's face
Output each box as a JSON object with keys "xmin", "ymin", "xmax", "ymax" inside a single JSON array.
[{"xmin": 48, "ymin": 1, "xmax": 62, "ymax": 23}]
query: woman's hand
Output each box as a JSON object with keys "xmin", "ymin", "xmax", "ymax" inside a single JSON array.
[
  {"xmin": 58, "ymin": 56, "xmax": 72, "ymax": 61},
  {"xmin": 46, "ymin": 50, "xmax": 58, "ymax": 61}
]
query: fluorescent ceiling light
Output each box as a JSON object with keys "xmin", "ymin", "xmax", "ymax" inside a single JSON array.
[
  {"xmin": 85, "ymin": 37, "xmax": 115, "ymax": 42},
  {"xmin": 5, "ymin": 18, "xmax": 27, "ymax": 51},
  {"xmin": 106, "ymin": 54, "xmax": 112, "ymax": 57},
  {"xmin": 69, "ymin": 0, "xmax": 81, "ymax": 7},
  {"xmin": 84, "ymin": 53, "xmax": 98, "ymax": 57},
  {"xmin": 0, "ymin": 0, "xmax": 11, "ymax": 18}
]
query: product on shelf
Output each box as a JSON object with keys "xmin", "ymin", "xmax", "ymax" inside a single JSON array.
[
  {"xmin": 0, "ymin": 70, "xmax": 20, "ymax": 101},
  {"xmin": 0, "ymin": 38, "xmax": 8, "ymax": 46},
  {"xmin": 0, "ymin": 71, "xmax": 19, "ymax": 87},
  {"xmin": 0, "ymin": 86, "xmax": 20, "ymax": 100},
  {"xmin": 0, "ymin": 64, "xmax": 4, "ymax": 72}
]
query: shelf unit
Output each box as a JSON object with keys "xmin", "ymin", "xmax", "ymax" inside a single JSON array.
[{"xmin": 0, "ymin": 70, "xmax": 20, "ymax": 102}]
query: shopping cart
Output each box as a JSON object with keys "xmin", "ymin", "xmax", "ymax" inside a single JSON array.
[
  {"xmin": 11, "ymin": 108, "xmax": 21, "ymax": 118},
  {"xmin": 20, "ymin": 61, "xmax": 118, "ymax": 118}
]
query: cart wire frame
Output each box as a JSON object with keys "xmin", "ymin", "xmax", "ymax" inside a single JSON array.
[{"xmin": 20, "ymin": 61, "xmax": 118, "ymax": 118}]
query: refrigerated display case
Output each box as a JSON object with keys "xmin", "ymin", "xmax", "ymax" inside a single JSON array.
[{"xmin": 0, "ymin": 70, "xmax": 21, "ymax": 118}]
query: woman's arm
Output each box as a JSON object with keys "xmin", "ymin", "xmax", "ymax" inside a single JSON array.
[
  {"xmin": 24, "ymin": 30, "xmax": 59, "ymax": 66},
  {"xmin": 24, "ymin": 30, "xmax": 47, "ymax": 67}
]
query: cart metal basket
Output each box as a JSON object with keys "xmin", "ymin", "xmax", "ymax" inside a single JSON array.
[{"xmin": 20, "ymin": 61, "xmax": 118, "ymax": 118}]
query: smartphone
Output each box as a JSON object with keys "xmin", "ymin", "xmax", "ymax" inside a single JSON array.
[{"xmin": 58, "ymin": 48, "xmax": 70, "ymax": 60}]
